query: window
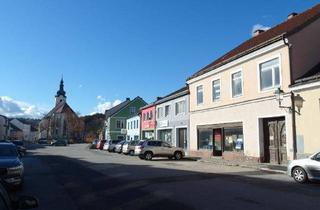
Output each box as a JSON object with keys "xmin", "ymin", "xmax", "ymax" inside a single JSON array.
[
  {"xmin": 231, "ymin": 71, "xmax": 242, "ymax": 97},
  {"xmin": 165, "ymin": 105, "xmax": 170, "ymax": 117},
  {"xmin": 116, "ymin": 120, "xmax": 121, "ymax": 128},
  {"xmin": 259, "ymin": 57, "xmax": 280, "ymax": 91},
  {"xmin": 149, "ymin": 111, "xmax": 153, "ymax": 120},
  {"xmin": 157, "ymin": 107, "xmax": 163, "ymax": 118},
  {"xmin": 129, "ymin": 107, "xmax": 136, "ymax": 114},
  {"xmin": 224, "ymin": 127, "xmax": 243, "ymax": 151},
  {"xmin": 130, "ymin": 121, "xmax": 133, "ymax": 129},
  {"xmin": 197, "ymin": 85, "xmax": 203, "ymax": 105},
  {"xmin": 198, "ymin": 128, "xmax": 213, "ymax": 150},
  {"xmin": 158, "ymin": 130, "xmax": 172, "ymax": 145},
  {"xmin": 127, "ymin": 122, "xmax": 130, "ymax": 129},
  {"xmin": 175, "ymin": 100, "xmax": 186, "ymax": 115},
  {"xmin": 143, "ymin": 113, "xmax": 146, "ymax": 121},
  {"xmin": 212, "ymin": 79, "xmax": 221, "ymax": 101}
]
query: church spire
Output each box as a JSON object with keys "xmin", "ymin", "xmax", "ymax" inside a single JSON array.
[
  {"xmin": 55, "ymin": 77, "xmax": 67, "ymax": 105},
  {"xmin": 56, "ymin": 77, "xmax": 66, "ymax": 97}
]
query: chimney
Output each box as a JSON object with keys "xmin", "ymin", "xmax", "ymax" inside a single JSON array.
[
  {"xmin": 253, "ymin": 29, "xmax": 265, "ymax": 37},
  {"xmin": 287, "ymin": 12, "xmax": 298, "ymax": 20},
  {"xmin": 156, "ymin": 97, "xmax": 163, "ymax": 101},
  {"xmin": 126, "ymin": 97, "xmax": 130, "ymax": 101}
]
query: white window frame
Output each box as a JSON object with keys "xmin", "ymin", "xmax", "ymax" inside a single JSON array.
[
  {"xmin": 164, "ymin": 105, "xmax": 170, "ymax": 117},
  {"xmin": 211, "ymin": 77, "xmax": 221, "ymax": 102},
  {"xmin": 230, "ymin": 69, "xmax": 243, "ymax": 98},
  {"xmin": 175, "ymin": 100, "xmax": 186, "ymax": 116},
  {"xmin": 257, "ymin": 54, "xmax": 282, "ymax": 93},
  {"xmin": 196, "ymin": 85, "xmax": 204, "ymax": 105},
  {"xmin": 157, "ymin": 107, "xmax": 163, "ymax": 119}
]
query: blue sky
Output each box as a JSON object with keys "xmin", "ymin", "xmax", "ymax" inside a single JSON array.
[{"xmin": 0, "ymin": 0, "xmax": 318, "ymax": 118}]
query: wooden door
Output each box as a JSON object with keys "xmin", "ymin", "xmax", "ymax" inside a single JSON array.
[
  {"xmin": 178, "ymin": 128, "xmax": 187, "ymax": 150},
  {"xmin": 263, "ymin": 118, "xmax": 287, "ymax": 164}
]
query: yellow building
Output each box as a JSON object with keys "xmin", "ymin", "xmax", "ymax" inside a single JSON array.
[
  {"xmin": 186, "ymin": 5, "xmax": 320, "ymax": 164},
  {"xmin": 291, "ymin": 63, "xmax": 320, "ymax": 158}
]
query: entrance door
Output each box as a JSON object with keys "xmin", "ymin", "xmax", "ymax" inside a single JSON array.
[
  {"xmin": 178, "ymin": 128, "xmax": 187, "ymax": 150},
  {"xmin": 263, "ymin": 117, "xmax": 287, "ymax": 164},
  {"xmin": 213, "ymin": 129, "xmax": 222, "ymax": 156}
]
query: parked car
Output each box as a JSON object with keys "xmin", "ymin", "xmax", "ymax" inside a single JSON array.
[
  {"xmin": 114, "ymin": 141, "xmax": 126, "ymax": 153},
  {"xmin": 103, "ymin": 140, "xmax": 110, "ymax": 151},
  {"xmin": 96, "ymin": 140, "xmax": 107, "ymax": 150},
  {"xmin": 52, "ymin": 139, "xmax": 68, "ymax": 146},
  {"xmin": 0, "ymin": 179, "xmax": 39, "ymax": 210},
  {"xmin": 0, "ymin": 143, "xmax": 24, "ymax": 189},
  {"xmin": 138, "ymin": 140, "xmax": 185, "ymax": 161},
  {"xmin": 90, "ymin": 139, "xmax": 99, "ymax": 149},
  {"xmin": 37, "ymin": 139, "xmax": 48, "ymax": 145},
  {"xmin": 134, "ymin": 140, "xmax": 146, "ymax": 156},
  {"xmin": 11, "ymin": 141, "xmax": 26, "ymax": 156},
  {"xmin": 107, "ymin": 140, "xmax": 122, "ymax": 152},
  {"xmin": 122, "ymin": 140, "xmax": 142, "ymax": 155},
  {"xmin": 287, "ymin": 152, "xmax": 320, "ymax": 183}
]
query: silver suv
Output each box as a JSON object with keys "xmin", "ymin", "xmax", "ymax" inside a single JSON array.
[{"xmin": 138, "ymin": 140, "xmax": 185, "ymax": 160}]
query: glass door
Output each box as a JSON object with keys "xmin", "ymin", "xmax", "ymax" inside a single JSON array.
[{"xmin": 213, "ymin": 128, "xmax": 222, "ymax": 156}]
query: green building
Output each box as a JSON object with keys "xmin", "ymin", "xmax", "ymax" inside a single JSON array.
[{"xmin": 104, "ymin": 97, "xmax": 147, "ymax": 140}]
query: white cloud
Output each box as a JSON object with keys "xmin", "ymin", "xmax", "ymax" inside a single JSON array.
[
  {"xmin": 251, "ymin": 24, "xmax": 271, "ymax": 36},
  {"xmin": 78, "ymin": 84, "xmax": 83, "ymax": 88},
  {"xmin": 91, "ymin": 97, "xmax": 122, "ymax": 114},
  {"xmin": 0, "ymin": 96, "xmax": 48, "ymax": 118}
]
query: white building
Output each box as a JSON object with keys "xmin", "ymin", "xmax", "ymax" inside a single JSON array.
[{"xmin": 126, "ymin": 115, "xmax": 140, "ymax": 141}]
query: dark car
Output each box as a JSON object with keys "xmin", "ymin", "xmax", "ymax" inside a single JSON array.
[
  {"xmin": 37, "ymin": 139, "xmax": 48, "ymax": 145},
  {"xmin": 0, "ymin": 143, "xmax": 24, "ymax": 189},
  {"xmin": 52, "ymin": 139, "xmax": 68, "ymax": 146},
  {"xmin": 0, "ymin": 179, "xmax": 38, "ymax": 210},
  {"xmin": 11, "ymin": 141, "xmax": 26, "ymax": 156}
]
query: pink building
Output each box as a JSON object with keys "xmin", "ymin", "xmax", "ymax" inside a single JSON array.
[{"xmin": 140, "ymin": 104, "xmax": 156, "ymax": 139}]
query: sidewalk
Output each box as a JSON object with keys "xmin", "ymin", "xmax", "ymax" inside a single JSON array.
[{"xmin": 186, "ymin": 156, "xmax": 288, "ymax": 174}]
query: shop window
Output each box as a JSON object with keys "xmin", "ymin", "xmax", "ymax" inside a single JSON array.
[
  {"xmin": 158, "ymin": 129, "xmax": 172, "ymax": 145},
  {"xmin": 224, "ymin": 127, "xmax": 244, "ymax": 151},
  {"xmin": 198, "ymin": 128, "xmax": 213, "ymax": 150}
]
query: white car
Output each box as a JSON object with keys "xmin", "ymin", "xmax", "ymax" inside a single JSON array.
[
  {"xmin": 287, "ymin": 152, "xmax": 320, "ymax": 183},
  {"xmin": 134, "ymin": 140, "xmax": 146, "ymax": 155},
  {"xmin": 103, "ymin": 141, "xmax": 110, "ymax": 151}
]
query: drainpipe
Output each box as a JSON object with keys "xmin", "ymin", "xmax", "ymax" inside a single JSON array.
[{"xmin": 283, "ymin": 34, "xmax": 297, "ymax": 160}]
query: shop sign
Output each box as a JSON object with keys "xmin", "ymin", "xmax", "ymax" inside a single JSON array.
[{"xmin": 158, "ymin": 120, "xmax": 168, "ymax": 128}]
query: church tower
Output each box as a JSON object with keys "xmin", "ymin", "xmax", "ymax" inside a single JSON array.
[{"xmin": 55, "ymin": 78, "xmax": 67, "ymax": 106}]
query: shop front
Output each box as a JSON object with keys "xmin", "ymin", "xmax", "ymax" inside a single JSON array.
[
  {"xmin": 142, "ymin": 129, "xmax": 155, "ymax": 140},
  {"xmin": 157, "ymin": 129, "xmax": 173, "ymax": 145},
  {"xmin": 197, "ymin": 123, "xmax": 244, "ymax": 158}
]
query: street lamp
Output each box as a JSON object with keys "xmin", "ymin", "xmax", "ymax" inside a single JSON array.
[{"xmin": 274, "ymin": 87, "xmax": 304, "ymax": 115}]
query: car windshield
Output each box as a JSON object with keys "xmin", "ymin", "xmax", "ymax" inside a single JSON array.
[{"xmin": 0, "ymin": 146, "xmax": 18, "ymax": 157}]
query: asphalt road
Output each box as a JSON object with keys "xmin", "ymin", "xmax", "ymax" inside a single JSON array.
[{"xmin": 18, "ymin": 144, "xmax": 320, "ymax": 210}]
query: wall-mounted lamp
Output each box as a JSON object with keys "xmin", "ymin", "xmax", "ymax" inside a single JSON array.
[{"xmin": 274, "ymin": 87, "xmax": 304, "ymax": 115}]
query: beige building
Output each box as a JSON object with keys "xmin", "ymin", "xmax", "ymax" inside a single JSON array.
[
  {"xmin": 290, "ymin": 63, "xmax": 320, "ymax": 158},
  {"xmin": 186, "ymin": 5, "xmax": 320, "ymax": 164}
]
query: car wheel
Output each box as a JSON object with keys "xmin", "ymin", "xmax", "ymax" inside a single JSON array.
[
  {"xmin": 129, "ymin": 150, "xmax": 134, "ymax": 156},
  {"xmin": 144, "ymin": 152, "xmax": 153, "ymax": 161},
  {"xmin": 174, "ymin": 151, "xmax": 182, "ymax": 160},
  {"xmin": 292, "ymin": 167, "xmax": 308, "ymax": 183}
]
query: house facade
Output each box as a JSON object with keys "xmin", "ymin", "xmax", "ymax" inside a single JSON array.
[
  {"xmin": 155, "ymin": 87, "xmax": 189, "ymax": 151},
  {"xmin": 0, "ymin": 115, "xmax": 9, "ymax": 140},
  {"xmin": 290, "ymin": 63, "xmax": 320, "ymax": 158},
  {"xmin": 186, "ymin": 5, "xmax": 320, "ymax": 163},
  {"xmin": 126, "ymin": 115, "xmax": 140, "ymax": 140},
  {"xmin": 140, "ymin": 104, "xmax": 156, "ymax": 140},
  {"xmin": 104, "ymin": 97, "xmax": 147, "ymax": 140}
]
